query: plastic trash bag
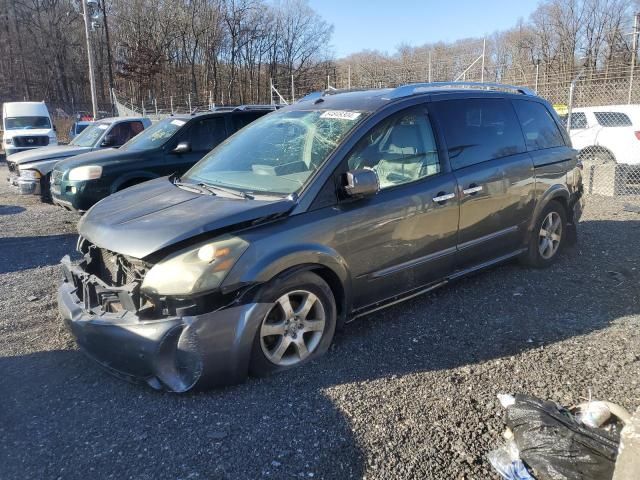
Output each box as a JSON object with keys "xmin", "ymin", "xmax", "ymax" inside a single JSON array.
[
  {"xmin": 487, "ymin": 438, "xmax": 536, "ymax": 480},
  {"xmin": 505, "ymin": 394, "xmax": 620, "ymax": 480}
]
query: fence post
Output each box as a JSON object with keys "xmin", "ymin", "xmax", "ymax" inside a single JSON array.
[
  {"xmin": 154, "ymin": 98, "xmax": 158, "ymax": 116},
  {"xmin": 170, "ymin": 96, "xmax": 173, "ymax": 115},
  {"xmin": 567, "ymin": 65, "xmax": 587, "ymax": 132},
  {"xmin": 629, "ymin": 12, "xmax": 639, "ymax": 104},
  {"xmin": 481, "ymin": 37, "xmax": 486, "ymax": 82},
  {"xmin": 291, "ymin": 74, "xmax": 295, "ymax": 103},
  {"xmin": 188, "ymin": 93, "xmax": 192, "ymax": 112},
  {"xmin": 348, "ymin": 65, "xmax": 352, "ymax": 89}
]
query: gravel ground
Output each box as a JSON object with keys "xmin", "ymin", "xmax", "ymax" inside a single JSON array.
[{"xmin": 1, "ymin": 162, "xmax": 639, "ymax": 480}]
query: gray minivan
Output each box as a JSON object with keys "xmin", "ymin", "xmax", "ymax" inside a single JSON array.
[{"xmin": 58, "ymin": 82, "xmax": 583, "ymax": 392}]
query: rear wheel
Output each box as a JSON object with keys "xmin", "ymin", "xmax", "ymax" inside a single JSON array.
[
  {"xmin": 249, "ymin": 271, "xmax": 336, "ymax": 377},
  {"xmin": 523, "ymin": 201, "xmax": 567, "ymax": 268}
]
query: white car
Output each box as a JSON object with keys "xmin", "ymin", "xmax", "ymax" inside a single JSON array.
[{"xmin": 567, "ymin": 105, "xmax": 640, "ymax": 165}]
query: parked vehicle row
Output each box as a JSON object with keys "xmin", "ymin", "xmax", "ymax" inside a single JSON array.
[
  {"xmin": 51, "ymin": 107, "xmax": 275, "ymax": 212},
  {"xmin": 52, "ymin": 83, "xmax": 583, "ymax": 392},
  {"xmin": 7, "ymin": 117, "xmax": 150, "ymax": 198}
]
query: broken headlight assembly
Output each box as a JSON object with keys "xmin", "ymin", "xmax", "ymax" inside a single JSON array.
[
  {"xmin": 141, "ymin": 235, "xmax": 249, "ymax": 296},
  {"xmin": 19, "ymin": 169, "xmax": 42, "ymax": 180}
]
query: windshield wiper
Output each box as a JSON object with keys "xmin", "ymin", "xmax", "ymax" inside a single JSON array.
[
  {"xmin": 198, "ymin": 182, "xmax": 254, "ymax": 200},
  {"xmin": 173, "ymin": 180, "xmax": 212, "ymax": 195}
]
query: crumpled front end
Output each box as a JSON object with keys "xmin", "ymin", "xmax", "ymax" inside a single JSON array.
[
  {"xmin": 58, "ymin": 242, "xmax": 269, "ymax": 392},
  {"xmin": 6, "ymin": 161, "xmax": 41, "ymax": 195}
]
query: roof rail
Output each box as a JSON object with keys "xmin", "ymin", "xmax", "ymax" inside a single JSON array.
[
  {"xmin": 387, "ymin": 82, "xmax": 536, "ymax": 99},
  {"xmin": 211, "ymin": 105, "xmax": 280, "ymax": 112}
]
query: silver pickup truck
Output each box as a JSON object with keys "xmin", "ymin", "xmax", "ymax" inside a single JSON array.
[{"xmin": 7, "ymin": 116, "xmax": 151, "ymax": 200}]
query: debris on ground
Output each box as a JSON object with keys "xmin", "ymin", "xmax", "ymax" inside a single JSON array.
[{"xmin": 489, "ymin": 394, "xmax": 633, "ymax": 480}]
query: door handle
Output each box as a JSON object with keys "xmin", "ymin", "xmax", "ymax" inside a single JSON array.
[
  {"xmin": 462, "ymin": 185, "xmax": 483, "ymax": 195},
  {"xmin": 432, "ymin": 192, "xmax": 455, "ymax": 203}
]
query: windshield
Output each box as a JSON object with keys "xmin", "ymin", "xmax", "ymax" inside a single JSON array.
[
  {"xmin": 75, "ymin": 123, "xmax": 90, "ymax": 134},
  {"xmin": 121, "ymin": 118, "xmax": 185, "ymax": 151},
  {"xmin": 5, "ymin": 116, "xmax": 51, "ymax": 130},
  {"xmin": 183, "ymin": 109, "xmax": 367, "ymax": 195},
  {"xmin": 70, "ymin": 123, "xmax": 110, "ymax": 147}
]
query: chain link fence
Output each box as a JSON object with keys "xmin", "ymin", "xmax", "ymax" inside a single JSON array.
[{"xmin": 112, "ymin": 51, "xmax": 640, "ymax": 202}]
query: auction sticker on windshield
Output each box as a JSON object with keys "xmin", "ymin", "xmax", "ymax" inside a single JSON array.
[
  {"xmin": 320, "ymin": 110, "xmax": 361, "ymax": 121},
  {"xmin": 98, "ymin": 124, "xmax": 109, "ymax": 130},
  {"xmin": 171, "ymin": 119, "xmax": 186, "ymax": 126}
]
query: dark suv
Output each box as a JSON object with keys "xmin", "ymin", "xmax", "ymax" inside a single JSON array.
[
  {"xmin": 58, "ymin": 83, "xmax": 583, "ymax": 392},
  {"xmin": 50, "ymin": 106, "xmax": 276, "ymax": 212}
]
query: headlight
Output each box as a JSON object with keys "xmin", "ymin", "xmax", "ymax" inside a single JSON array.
[
  {"xmin": 19, "ymin": 169, "xmax": 41, "ymax": 180},
  {"xmin": 4, "ymin": 138, "xmax": 12, "ymax": 145},
  {"xmin": 141, "ymin": 235, "xmax": 249, "ymax": 296},
  {"xmin": 68, "ymin": 165, "xmax": 102, "ymax": 181}
]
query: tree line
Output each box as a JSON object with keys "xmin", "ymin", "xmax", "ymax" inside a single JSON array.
[
  {"xmin": 0, "ymin": 0, "xmax": 638, "ymax": 114},
  {"xmin": 0, "ymin": 0, "xmax": 334, "ymax": 111}
]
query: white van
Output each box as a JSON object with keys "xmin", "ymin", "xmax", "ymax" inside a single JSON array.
[
  {"xmin": 2, "ymin": 102, "xmax": 57, "ymax": 156},
  {"xmin": 567, "ymin": 105, "xmax": 640, "ymax": 164}
]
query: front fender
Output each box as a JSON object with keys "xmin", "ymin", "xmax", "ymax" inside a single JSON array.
[
  {"xmin": 19, "ymin": 158, "xmax": 63, "ymax": 176},
  {"xmin": 110, "ymin": 171, "xmax": 159, "ymax": 193},
  {"xmin": 222, "ymin": 243, "xmax": 353, "ymax": 314}
]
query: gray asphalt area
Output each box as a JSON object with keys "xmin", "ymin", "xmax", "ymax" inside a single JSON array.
[{"xmin": 1, "ymin": 161, "xmax": 639, "ymax": 479}]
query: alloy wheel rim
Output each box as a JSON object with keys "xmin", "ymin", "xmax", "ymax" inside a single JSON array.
[
  {"xmin": 260, "ymin": 290, "xmax": 326, "ymax": 366},
  {"xmin": 538, "ymin": 211, "xmax": 562, "ymax": 260}
]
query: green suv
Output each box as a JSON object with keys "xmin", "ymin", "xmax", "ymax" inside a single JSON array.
[{"xmin": 51, "ymin": 107, "xmax": 276, "ymax": 213}]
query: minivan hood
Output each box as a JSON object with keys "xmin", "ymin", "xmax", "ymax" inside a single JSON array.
[
  {"xmin": 78, "ymin": 177, "xmax": 295, "ymax": 259},
  {"xmin": 10, "ymin": 145, "xmax": 92, "ymax": 165}
]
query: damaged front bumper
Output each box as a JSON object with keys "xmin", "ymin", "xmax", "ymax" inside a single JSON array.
[
  {"xmin": 58, "ymin": 256, "xmax": 269, "ymax": 392},
  {"xmin": 7, "ymin": 173, "xmax": 41, "ymax": 195}
]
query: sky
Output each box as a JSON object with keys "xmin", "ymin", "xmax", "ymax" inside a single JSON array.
[{"xmin": 307, "ymin": 0, "xmax": 541, "ymax": 58}]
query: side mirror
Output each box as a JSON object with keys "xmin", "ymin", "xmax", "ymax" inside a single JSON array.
[
  {"xmin": 53, "ymin": 125, "xmax": 57, "ymax": 132},
  {"xmin": 172, "ymin": 141, "xmax": 191, "ymax": 154},
  {"xmin": 101, "ymin": 134, "xmax": 116, "ymax": 147},
  {"xmin": 343, "ymin": 169, "xmax": 379, "ymax": 198}
]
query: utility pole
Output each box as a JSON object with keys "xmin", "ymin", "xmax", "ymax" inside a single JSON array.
[
  {"xmin": 82, "ymin": 0, "xmax": 99, "ymax": 120},
  {"xmin": 481, "ymin": 37, "xmax": 486, "ymax": 83},
  {"xmin": 629, "ymin": 12, "xmax": 640, "ymax": 104}
]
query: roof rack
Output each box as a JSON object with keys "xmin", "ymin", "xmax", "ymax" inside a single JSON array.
[
  {"xmin": 387, "ymin": 82, "xmax": 536, "ymax": 99},
  {"xmin": 212, "ymin": 104, "xmax": 280, "ymax": 112}
]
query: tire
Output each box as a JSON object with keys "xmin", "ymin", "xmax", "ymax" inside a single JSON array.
[
  {"xmin": 40, "ymin": 173, "xmax": 52, "ymax": 203},
  {"xmin": 249, "ymin": 271, "xmax": 336, "ymax": 377},
  {"xmin": 522, "ymin": 200, "xmax": 567, "ymax": 268}
]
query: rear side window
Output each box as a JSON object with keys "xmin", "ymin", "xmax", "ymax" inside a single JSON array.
[
  {"xmin": 432, "ymin": 98, "xmax": 525, "ymax": 170},
  {"xmin": 594, "ymin": 112, "xmax": 632, "ymax": 127},
  {"xmin": 512, "ymin": 100, "xmax": 565, "ymax": 151},
  {"xmin": 189, "ymin": 117, "xmax": 227, "ymax": 152},
  {"xmin": 568, "ymin": 112, "xmax": 588, "ymax": 129},
  {"xmin": 109, "ymin": 121, "xmax": 144, "ymax": 146},
  {"xmin": 232, "ymin": 112, "xmax": 265, "ymax": 131}
]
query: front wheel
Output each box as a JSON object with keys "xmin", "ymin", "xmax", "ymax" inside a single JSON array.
[
  {"xmin": 249, "ymin": 271, "xmax": 336, "ymax": 377},
  {"xmin": 522, "ymin": 201, "xmax": 567, "ymax": 268}
]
